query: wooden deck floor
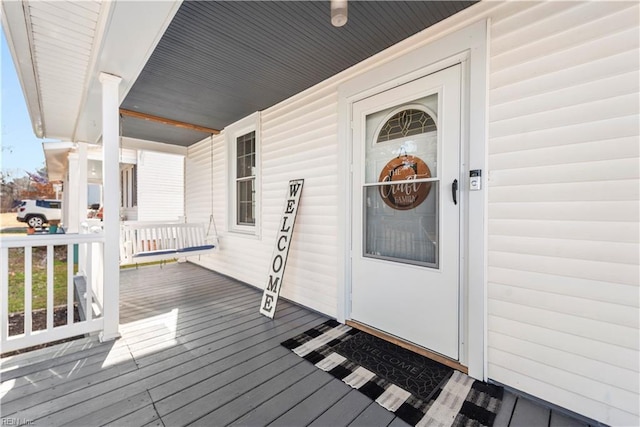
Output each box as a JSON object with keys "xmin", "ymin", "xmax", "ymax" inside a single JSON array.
[{"xmin": 1, "ymin": 263, "xmax": 591, "ymax": 426}]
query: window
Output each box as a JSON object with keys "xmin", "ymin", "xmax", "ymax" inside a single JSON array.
[
  {"xmin": 376, "ymin": 109, "xmax": 436, "ymax": 143},
  {"xmin": 236, "ymin": 131, "xmax": 256, "ymax": 225},
  {"xmin": 36, "ymin": 200, "xmax": 61, "ymax": 209},
  {"xmin": 120, "ymin": 164, "xmax": 137, "ymax": 209},
  {"xmin": 227, "ymin": 112, "xmax": 261, "ymax": 234}
]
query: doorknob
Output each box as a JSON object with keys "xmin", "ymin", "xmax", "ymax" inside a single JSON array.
[{"xmin": 452, "ymin": 179, "xmax": 458, "ymax": 205}]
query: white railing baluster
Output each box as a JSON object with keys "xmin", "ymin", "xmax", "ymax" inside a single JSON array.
[
  {"xmin": 86, "ymin": 242, "xmax": 93, "ymax": 321},
  {"xmin": 67, "ymin": 244, "xmax": 74, "ymax": 326},
  {"xmin": 1, "ymin": 247, "xmax": 9, "ymax": 343},
  {"xmin": 46, "ymin": 245, "xmax": 54, "ymax": 331},
  {"xmin": 1, "ymin": 234, "xmax": 105, "ymax": 353},
  {"xmin": 24, "ymin": 247, "xmax": 32, "ymax": 336},
  {"xmin": 162, "ymin": 227, "xmax": 168, "ymax": 250}
]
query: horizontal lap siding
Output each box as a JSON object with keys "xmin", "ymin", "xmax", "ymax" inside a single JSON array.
[
  {"xmin": 186, "ymin": 88, "xmax": 340, "ymax": 317},
  {"xmin": 137, "ymin": 151, "xmax": 185, "ymax": 221},
  {"xmin": 185, "ymin": 136, "xmax": 222, "ymax": 227},
  {"xmin": 487, "ymin": 2, "xmax": 640, "ymax": 425},
  {"xmin": 261, "ymin": 89, "xmax": 339, "ymax": 316},
  {"xmin": 185, "ymin": 1, "xmax": 639, "ymax": 424}
]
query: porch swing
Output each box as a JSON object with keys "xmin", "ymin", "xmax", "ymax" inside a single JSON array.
[{"xmin": 119, "ymin": 134, "xmax": 219, "ymax": 266}]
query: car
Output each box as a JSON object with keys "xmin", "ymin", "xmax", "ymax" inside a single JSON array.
[{"xmin": 16, "ymin": 199, "xmax": 62, "ymax": 228}]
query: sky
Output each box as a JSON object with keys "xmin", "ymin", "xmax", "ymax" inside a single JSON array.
[{"xmin": 1, "ymin": 30, "xmax": 55, "ymax": 178}]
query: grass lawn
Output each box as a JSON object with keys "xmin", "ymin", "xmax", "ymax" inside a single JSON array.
[
  {"xmin": 7, "ymin": 247, "xmax": 74, "ymax": 314},
  {"xmin": 5, "ymin": 236, "xmax": 173, "ymax": 315}
]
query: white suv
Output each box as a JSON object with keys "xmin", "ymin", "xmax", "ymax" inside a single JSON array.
[{"xmin": 16, "ymin": 199, "xmax": 62, "ymax": 228}]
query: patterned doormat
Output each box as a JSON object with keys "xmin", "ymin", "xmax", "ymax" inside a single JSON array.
[{"xmin": 282, "ymin": 319, "xmax": 503, "ymax": 427}]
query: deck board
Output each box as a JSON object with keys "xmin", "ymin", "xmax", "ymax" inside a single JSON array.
[
  {"xmin": 232, "ymin": 369, "xmax": 335, "ymax": 426},
  {"xmin": 494, "ymin": 391, "xmax": 517, "ymax": 426},
  {"xmin": 308, "ymin": 388, "xmax": 373, "ymax": 427},
  {"xmin": 105, "ymin": 403, "xmax": 162, "ymax": 427},
  {"xmin": 349, "ymin": 402, "xmax": 397, "ymax": 427},
  {"xmin": 550, "ymin": 410, "xmax": 590, "ymax": 427},
  {"xmin": 161, "ymin": 354, "xmax": 306, "ymax": 425},
  {"xmin": 268, "ymin": 379, "xmax": 354, "ymax": 426},
  {"xmin": 66, "ymin": 391, "xmax": 154, "ymax": 427},
  {"xmin": 510, "ymin": 397, "xmax": 551, "ymax": 427},
  {"xmin": 190, "ymin": 356, "xmax": 318, "ymax": 426},
  {"xmin": 388, "ymin": 417, "xmax": 413, "ymax": 427},
  {"xmin": 0, "ymin": 263, "xmax": 585, "ymax": 427}
]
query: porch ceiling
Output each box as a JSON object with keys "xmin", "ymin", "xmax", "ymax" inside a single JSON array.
[
  {"xmin": 2, "ymin": 1, "xmax": 475, "ymax": 149},
  {"xmin": 121, "ymin": 1, "xmax": 476, "ymax": 147}
]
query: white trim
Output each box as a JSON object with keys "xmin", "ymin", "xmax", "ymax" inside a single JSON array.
[
  {"xmin": 76, "ymin": 1, "xmax": 183, "ymax": 143},
  {"xmin": 226, "ymin": 112, "xmax": 262, "ymax": 237},
  {"xmin": 337, "ymin": 20, "xmax": 488, "ymax": 380},
  {"xmin": 99, "ymin": 72, "xmax": 122, "ymax": 342},
  {"xmin": 1, "ymin": 1, "xmax": 44, "ymax": 137},
  {"xmin": 120, "ymin": 164, "xmax": 137, "ymax": 209},
  {"xmin": 120, "ymin": 136, "xmax": 188, "ymax": 156},
  {"xmin": 71, "ymin": 0, "xmax": 114, "ymax": 142}
]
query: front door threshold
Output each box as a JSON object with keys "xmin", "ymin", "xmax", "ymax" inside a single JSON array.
[{"xmin": 346, "ymin": 319, "xmax": 468, "ymax": 374}]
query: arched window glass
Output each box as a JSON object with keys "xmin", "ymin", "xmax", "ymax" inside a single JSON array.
[{"xmin": 376, "ymin": 109, "xmax": 436, "ymax": 143}]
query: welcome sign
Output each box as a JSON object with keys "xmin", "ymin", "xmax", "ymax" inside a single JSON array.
[{"xmin": 260, "ymin": 179, "xmax": 304, "ymax": 318}]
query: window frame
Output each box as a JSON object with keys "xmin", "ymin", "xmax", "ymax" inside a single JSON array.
[
  {"xmin": 120, "ymin": 164, "xmax": 137, "ymax": 209},
  {"xmin": 227, "ymin": 112, "xmax": 261, "ymax": 236}
]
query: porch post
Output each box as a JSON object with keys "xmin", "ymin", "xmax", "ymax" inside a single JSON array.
[
  {"xmin": 65, "ymin": 144, "xmax": 88, "ymax": 234},
  {"xmin": 99, "ymin": 72, "xmax": 122, "ymax": 342},
  {"xmin": 64, "ymin": 158, "xmax": 77, "ymax": 231},
  {"xmin": 77, "ymin": 142, "xmax": 88, "ymax": 229}
]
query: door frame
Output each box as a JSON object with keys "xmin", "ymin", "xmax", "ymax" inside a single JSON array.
[{"xmin": 336, "ymin": 20, "xmax": 488, "ymax": 380}]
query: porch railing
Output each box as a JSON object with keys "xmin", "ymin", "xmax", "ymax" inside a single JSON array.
[{"xmin": 0, "ymin": 233, "xmax": 105, "ymax": 354}]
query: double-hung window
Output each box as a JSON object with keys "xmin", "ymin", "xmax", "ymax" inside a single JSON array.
[
  {"xmin": 228, "ymin": 112, "xmax": 260, "ymax": 234},
  {"xmin": 235, "ymin": 131, "xmax": 256, "ymax": 226}
]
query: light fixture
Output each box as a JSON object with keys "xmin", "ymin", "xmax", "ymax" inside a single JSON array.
[{"xmin": 331, "ymin": 0, "xmax": 348, "ymax": 27}]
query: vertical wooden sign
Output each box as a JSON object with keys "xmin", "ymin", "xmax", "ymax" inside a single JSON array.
[{"xmin": 260, "ymin": 179, "xmax": 304, "ymax": 318}]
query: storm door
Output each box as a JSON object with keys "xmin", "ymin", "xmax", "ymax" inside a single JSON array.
[{"xmin": 350, "ymin": 65, "xmax": 461, "ymax": 359}]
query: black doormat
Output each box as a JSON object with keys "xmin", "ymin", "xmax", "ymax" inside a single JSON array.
[
  {"xmin": 332, "ymin": 330, "xmax": 453, "ymax": 401},
  {"xmin": 282, "ymin": 319, "xmax": 503, "ymax": 427}
]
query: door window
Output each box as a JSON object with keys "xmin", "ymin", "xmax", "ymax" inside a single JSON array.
[{"xmin": 363, "ymin": 94, "xmax": 439, "ymax": 267}]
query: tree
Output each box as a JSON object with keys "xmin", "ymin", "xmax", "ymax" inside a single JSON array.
[
  {"xmin": 0, "ymin": 167, "xmax": 57, "ymax": 212},
  {"xmin": 21, "ymin": 167, "xmax": 56, "ymax": 200},
  {"xmin": 0, "ymin": 171, "xmax": 20, "ymax": 212}
]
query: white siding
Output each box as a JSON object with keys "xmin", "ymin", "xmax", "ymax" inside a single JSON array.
[
  {"xmin": 487, "ymin": 2, "xmax": 639, "ymax": 426},
  {"xmin": 185, "ymin": 1, "xmax": 639, "ymax": 425},
  {"xmin": 186, "ymin": 87, "xmax": 340, "ymax": 317},
  {"xmin": 137, "ymin": 151, "xmax": 185, "ymax": 222}
]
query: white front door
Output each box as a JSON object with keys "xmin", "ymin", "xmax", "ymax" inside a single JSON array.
[{"xmin": 350, "ymin": 65, "xmax": 462, "ymax": 360}]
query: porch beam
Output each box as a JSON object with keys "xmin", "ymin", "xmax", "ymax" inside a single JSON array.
[
  {"xmin": 99, "ymin": 72, "xmax": 122, "ymax": 342},
  {"xmin": 119, "ymin": 108, "xmax": 220, "ymax": 135}
]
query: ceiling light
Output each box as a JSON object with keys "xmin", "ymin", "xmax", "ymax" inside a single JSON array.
[{"xmin": 331, "ymin": 0, "xmax": 348, "ymax": 27}]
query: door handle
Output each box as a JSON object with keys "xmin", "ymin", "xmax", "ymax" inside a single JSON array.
[{"xmin": 452, "ymin": 179, "xmax": 458, "ymax": 205}]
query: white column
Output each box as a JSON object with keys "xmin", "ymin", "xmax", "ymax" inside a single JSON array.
[
  {"xmin": 66, "ymin": 153, "xmax": 85, "ymax": 277},
  {"xmin": 77, "ymin": 142, "xmax": 88, "ymax": 228},
  {"xmin": 66, "ymin": 155, "xmax": 79, "ymax": 232},
  {"xmin": 65, "ymin": 144, "xmax": 88, "ymax": 234},
  {"xmin": 99, "ymin": 72, "xmax": 122, "ymax": 342}
]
